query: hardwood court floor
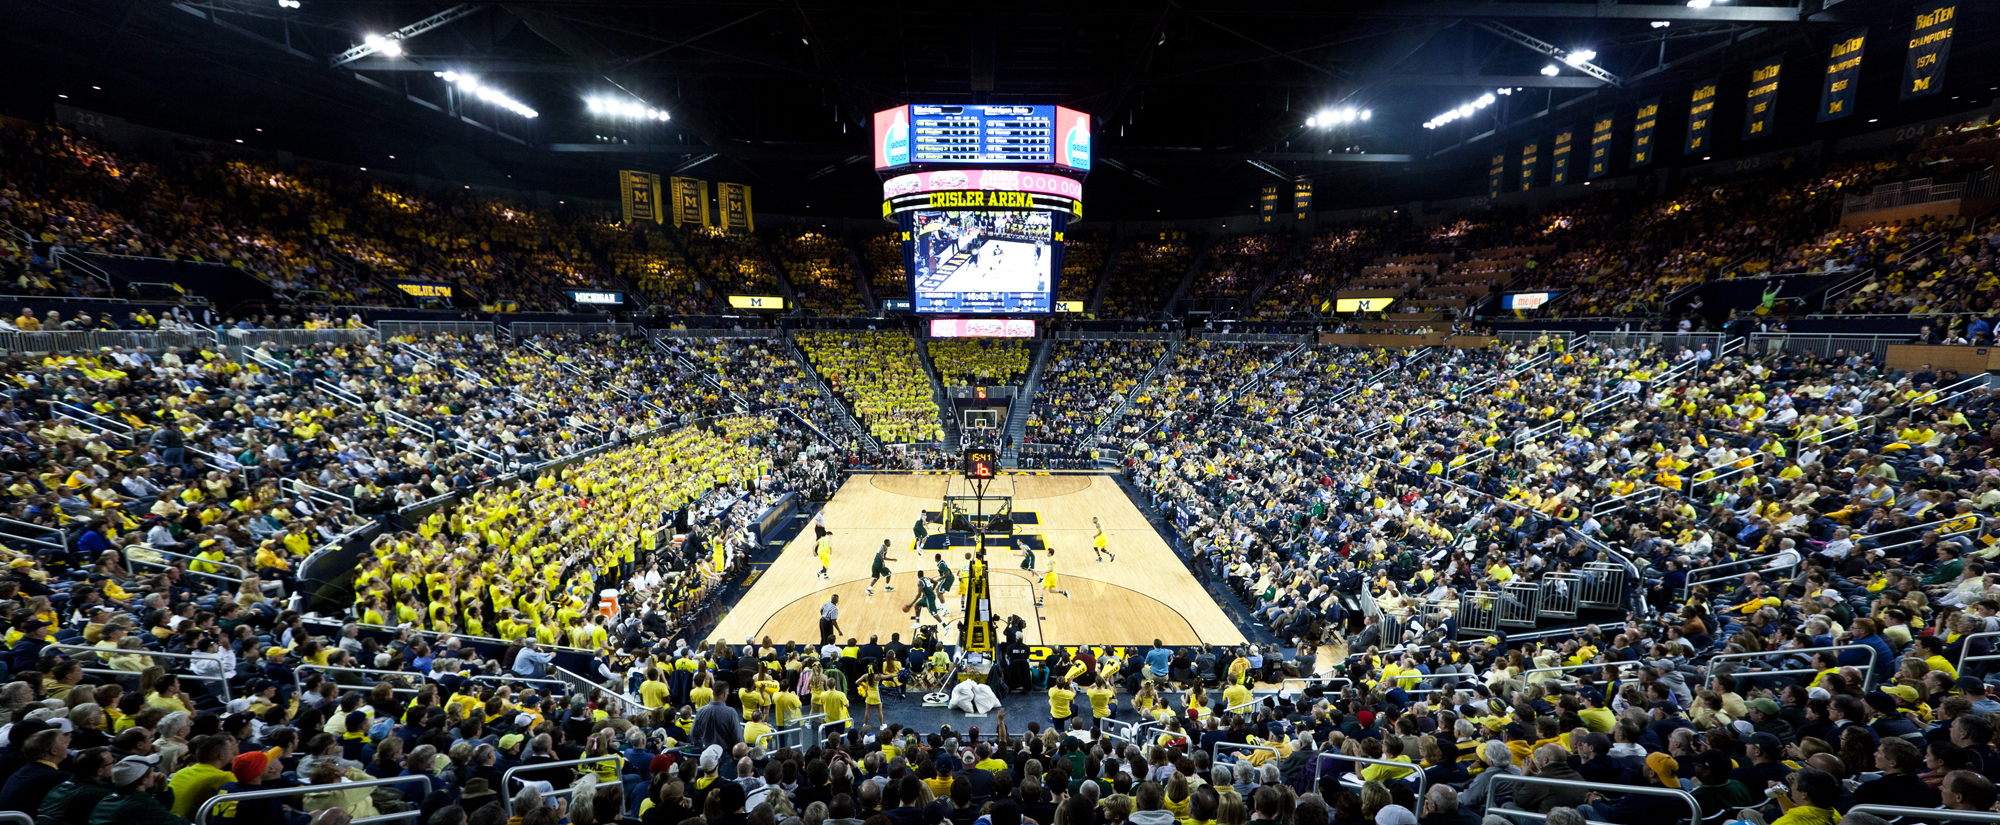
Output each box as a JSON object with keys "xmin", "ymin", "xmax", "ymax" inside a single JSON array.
[{"xmin": 705, "ymin": 474, "xmax": 1246, "ymax": 648}]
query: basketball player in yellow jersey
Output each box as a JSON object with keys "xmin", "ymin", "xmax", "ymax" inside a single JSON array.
[
  {"xmin": 1091, "ymin": 517, "xmax": 1114, "ymax": 562},
  {"xmin": 1036, "ymin": 547, "xmax": 1069, "ymax": 607},
  {"xmin": 815, "ymin": 533, "xmax": 833, "ymax": 580}
]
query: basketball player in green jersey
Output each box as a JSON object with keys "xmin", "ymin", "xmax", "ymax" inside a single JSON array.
[
  {"xmin": 906, "ymin": 572, "xmax": 943, "ymax": 625},
  {"xmin": 865, "ymin": 540, "xmax": 897, "ymax": 596}
]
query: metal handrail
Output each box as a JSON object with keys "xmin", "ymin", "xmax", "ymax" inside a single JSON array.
[
  {"xmin": 127, "ymin": 545, "xmax": 250, "ymax": 576},
  {"xmin": 1708, "ymin": 643, "xmax": 1880, "ymax": 690},
  {"xmin": 302, "ymin": 619, "xmax": 595, "ymax": 655},
  {"xmin": 501, "ymin": 755, "xmax": 622, "ymax": 814},
  {"xmin": 1214, "ymin": 741, "xmax": 1279, "ymax": 762},
  {"xmin": 553, "ymin": 665, "xmax": 650, "ymax": 715},
  {"xmin": 1487, "ymin": 775, "xmax": 1700, "ymax": 825},
  {"xmin": 50, "ymin": 643, "xmax": 235, "ymax": 700},
  {"xmin": 1849, "ymin": 806, "xmax": 2000, "ymax": 823},
  {"xmin": 1315, "ymin": 752, "xmax": 1428, "ymax": 801},
  {"xmin": 124, "ymin": 546, "xmax": 246, "ymax": 586},
  {"xmin": 1680, "ymin": 558, "xmax": 1798, "ymax": 603},
  {"xmin": 1953, "ymin": 630, "xmax": 2000, "ymax": 678},
  {"xmin": 0, "ymin": 516, "xmax": 67, "ymax": 551},
  {"xmin": 196, "ymin": 773, "xmax": 432, "ymax": 825}
]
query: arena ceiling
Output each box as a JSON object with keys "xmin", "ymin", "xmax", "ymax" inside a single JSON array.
[{"xmin": 4, "ymin": 0, "xmax": 1995, "ymax": 219}]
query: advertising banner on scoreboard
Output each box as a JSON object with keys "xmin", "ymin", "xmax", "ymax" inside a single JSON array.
[
  {"xmin": 670, "ymin": 177, "xmax": 708, "ymax": 228},
  {"xmin": 718, "ymin": 182, "xmax": 753, "ymax": 233},
  {"xmin": 1488, "ymin": 153, "xmax": 1505, "ymax": 199},
  {"xmin": 1260, "ymin": 184, "xmax": 1279, "ymax": 224},
  {"xmin": 1055, "ymin": 106, "xmax": 1091, "ymax": 172},
  {"xmin": 929, "ymin": 318, "xmax": 1035, "ymax": 338},
  {"xmin": 1551, "ymin": 128, "xmax": 1574, "ymax": 186},
  {"xmin": 1820, "ymin": 28, "xmax": 1868, "ymax": 121},
  {"xmin": 619, "ymin": 170, "xmax": 663, "ymax": 225},
  {"xmin": 1631, "ymin": 97, "xmax": 1660, "ymax": 168},
  {"xmin": 882, "ymin": 169, "xmax": 1084, "ymax": 201},
  {"xmin": 1744, "ymin": 58, "xmax": 1783, "ymax": 140},
  {"xmin": 1519, "ymin": 142, "xmax": 1538, "ymax": 191},
  {"xmin": 1293, "ymin": 178, "xmax": 1313, "ymax": 220},
  {"xmin": 1588, "ymin": 112, "xmax": 1614, "ymax": 179},
  {"xmin": 1685, "ymin": 77, "xmax": 1719, "ymax": 154},
  {"xmin": 1901, "ymin": 0, "xmax": 1957, "ymax": 100}
]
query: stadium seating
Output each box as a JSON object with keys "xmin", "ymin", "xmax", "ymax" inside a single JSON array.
[
  {"xmin": 773, "ymin": 230, "xmax": 863, "ymax": 314},
  {"xmin": 11, "ymin": 105, "xmax": 2000, "ymax": 825},
  {"xmin": 1100, "ymin": 234, "xmax": 1195, "ymax": 318},
  {"xmin": 927, "ymin": 338, "xmax": 1029, "ymax": 387},
  {"xmin": 794, "ymin": 330, "xmax": 942, "ymax": 445}
]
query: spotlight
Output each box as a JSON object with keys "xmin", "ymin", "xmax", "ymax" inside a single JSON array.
[
  {"xmin": 1563, "ymin": 49, "xmax": 1596, "ymax": 67},
  {"xmin": 365, "ymin": 34, "xmax": 403, "ymax": 58},
  {"xmin": 585, "ymin": 95, "xmax": 669, "ymax": 121},
  {"xmin": 1651, "ymin": 20, "xmax": 1671, "ymax": 27},
  {"xmin": 437, "ymin": 72, "xmax": 537, "ymax": 118},
  {"xmin": 1687, "ymin": 0, "xmax": 1712, "ymax": 7},
  {"xmin": 1541, "ymin": 64, "xmax": 1560, "ymax": 77},
  {"xmin": 1360, "ymin": 109, "xmax": 1371, "ymax": 121},
  {"xmin": 277, "ymin": 0, "xmax": 300, "ymax": 7}
]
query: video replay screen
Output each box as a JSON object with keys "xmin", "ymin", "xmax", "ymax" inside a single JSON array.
[{"xmin": 907, "ymin": 209, "xmax": 1056, "ymax": 314}]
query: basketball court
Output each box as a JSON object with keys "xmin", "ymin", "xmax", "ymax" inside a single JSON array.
[{"xmin": 704, "ymin": 473, "xmax": 1245, "ymax": 648}]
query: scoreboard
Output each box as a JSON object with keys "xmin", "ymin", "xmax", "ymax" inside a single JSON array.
[
  {"xmin": 874, "ymin": 105, "xmax": 1091, "ymax": 171},
  {"xmin": 875, "ymin": 102, "xmax": 1090, "ymax": 316}
]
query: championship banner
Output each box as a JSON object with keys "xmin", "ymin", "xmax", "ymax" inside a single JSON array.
[
  {"xmin": 1901, "ymin": 0, "xmax": 1957, "ymax": 100},
  {"xmin": 670, "ymin": 177, "xmax": 709, "ymax": 228},
  {"xmin": 1488, "ymin": 153, "xmax": 1505, "ymax": 199},
  {"xmin": 1743, "ymin": 58, "xmax": 1783, "ymax": 140},
  {"xmin": 1519, "ymin": 142, "xmax": 1538, "ymax": 191},
  {"xmin": 1685, "ymin": 77, "xmax": 1719, "ymax": 154},
  {"xmin": 719, "ymin": 182, "xmax": 754, "ymax": 233},
  {"xmin": 1551, "ymin": 128, "xmax": 1574, "ymax": 186},
  {"xmin": 1631, "ymin": 97, "xmax": 1660, "ymax": 168},
  {"xmin": 1588, "ymin": 111, "xmax": 1614, "ymax": 179},
  {"xmin": 1820, "ymin": 28, "xmax": 1868, "ymax": 121},
  {"xmin": 618, "ymin": 170, "xmax": 662, "ymax": 225},
  {"xmin": 1260, "ymin": 184, "xmax": 1279, "ymax": 224},
  {"xmin": 1293, "ymin": 178, "xmax": 1313, "ymax": 220}
]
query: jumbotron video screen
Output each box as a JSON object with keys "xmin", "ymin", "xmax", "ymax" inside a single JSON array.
[{"xmin": 907, "ymin": 209, "xmax": 1059, "ymax": 314}]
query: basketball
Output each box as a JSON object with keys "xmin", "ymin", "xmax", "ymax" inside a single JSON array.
[{"xmin": 902, "ymin": 604, "xmax": 912, "ymax": 613}]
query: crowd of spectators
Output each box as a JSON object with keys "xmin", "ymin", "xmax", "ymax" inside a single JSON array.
[
  {"xmin": 1101, "ymin": 236, "xmax": 1195, "ymax": 319},
  {"xmin": 927, "ymin": 340, "xmax": 1029, "ymax": 388},
  {"xmin": 1025, "ymin": 341, "xmax": 1166, "ymax": 447},
  {"xmin": 0, "ymin": 123, "xmax": 650, "ymax": 313},
  {"xmin": 794, "ymin": 331, "xmax": 943, "ymax": 446},
  {"xmin": 861, "ymin": 234, "xmax": 905, "ymax": 303},
  {"xmin": 684, "ymin": 229, "xmax": 785, "ymax": 299},
  {"xmin": 1059, "ymin": 233, "xmax": 1106, "ymax": 308},
  {"xmin": 774, "ymin": 231, "xmax": 862, "ymax": 315},
  {"xmin": 1190, "ymin": 233, "xmax": 1289, "ymax": 305},
  {"xmin": 0, "ymin": 317, "xmax": 876, "ymax": 823}
]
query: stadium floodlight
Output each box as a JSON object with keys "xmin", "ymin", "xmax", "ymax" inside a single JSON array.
[
  {"xmin": 1541, "ymin": 64, "xmax": 1561, "ymax": 77},
  {"xmin": 1307, "ymin": 107, "xmax": 1368, "ymax": 129},
  {"xmin": 585, "ymin": 95, "xmax": 670, "ymax": 121},
  {"xmin": 436, "ymin": 71, "xmax": 537, "ymax": 118},
  {"xmin": 1562, "ymin": 48, "xmax": 1596, "ymax": 67},
  {"xmin": 1687, "ymin": 0, "xmax": 1712, "ymax": 7},
  {"xmin": 1651, "ymin": 20, "xmax": 1671, "ymax": 27},
  {"xmin": 364, "ymin": 34, "xmax": 404, "ymax": 58},
  {"xmin": 277, "ymin": 0, "xmax": 300, "ymax": 7},
  {"xmin": 1424, "ymin": 92, "xmax": 1506, "ymax": 129}
]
